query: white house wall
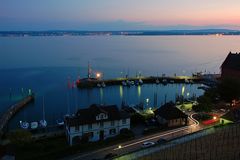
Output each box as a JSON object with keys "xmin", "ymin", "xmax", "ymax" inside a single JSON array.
[{"xmin": 66, "ymin": 118, "xmax": 131, "ymax": 145}]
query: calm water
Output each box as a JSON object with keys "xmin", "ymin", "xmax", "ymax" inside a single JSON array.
[{"xmin": 1, "ymin": 35, "xmax": 240, "ymax": 129}]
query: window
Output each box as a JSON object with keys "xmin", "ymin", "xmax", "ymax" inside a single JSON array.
[
  {"xmin": 88, "ymin": 124, "xmax": 92, "ymax": 130},
  {"xmin": 75, "ymin": 125, "xmax": 79, "ymax": 132},
  {"xmin": 111, "ymin": 121, "xmax": 115, "ymax": 126},
  {"xmin": 122, "ymin": 119, "xmax": 126, "ymax": 124},
  {"xmin": 100, "ymin": 122, "xmax": 104, "ymax": 127},
  {"xmin": 109, "ymin": 129, "xmax": 116, "ymax": 135},
  {"xmin": 89, "ymin": 132, "xmax": 94, "ymax": 138}
]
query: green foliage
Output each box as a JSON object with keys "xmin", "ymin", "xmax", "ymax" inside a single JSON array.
[
  {"xmin": 8, "ymin": 130, "xmax": 32, "ymax": 145},
  {"xmin": 193, "ymin": 94, "xmax": 213, "ymax": 112},
  {"xmin": 218, "ymin": 77, "xmax": 240, "ymax": 102}
]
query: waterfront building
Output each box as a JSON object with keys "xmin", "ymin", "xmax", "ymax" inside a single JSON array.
[
  {"xmin": 64, "ymin": 104, "xmax": 130, "ymax": 145},
  {"xmin": 154, "ymin": 102, "xmax": 188, "ymax": 127},
  {"xmin": 221, "ymin": 52, "xmax": 240, "ymax": 79}
]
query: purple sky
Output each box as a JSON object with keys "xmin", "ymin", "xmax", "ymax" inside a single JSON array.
[{"xmin": 1, "ymin": 0, "xmax": 240, "ymax": 30}]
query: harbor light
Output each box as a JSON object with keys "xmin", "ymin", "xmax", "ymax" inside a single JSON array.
[
  {"xmin": 96, "ymin": 72, "xmax": 101, "ymax": 79},
  {"xmin": 118, "ymin": 145, "xmax": 122, "ymax": 149}
]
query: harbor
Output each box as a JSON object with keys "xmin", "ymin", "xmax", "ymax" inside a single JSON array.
[
  {"xmin": 75, "ymin": 63, "xmax": 218, "ymax": 89},
  {"xmin": 76, "ymin": 76, "xmax": 205, "ymax": 88}
]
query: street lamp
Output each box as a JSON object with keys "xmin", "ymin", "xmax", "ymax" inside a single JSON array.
[{"xmin": 213, "ymin": 116, "xmax": 217, "ymax": 120}]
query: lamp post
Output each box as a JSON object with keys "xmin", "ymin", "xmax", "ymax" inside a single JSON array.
[{"xmin": 146, "ymin": 98, "xmax": 149, "ymax": 110}]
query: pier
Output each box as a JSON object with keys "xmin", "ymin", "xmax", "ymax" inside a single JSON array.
[
  {"xmin": 0, "ymin": 94, "xmax": 34, "ymax": 136},
  {"xmin": 76, "ymin": 76, "xmax": 207, "ymax": 88}
]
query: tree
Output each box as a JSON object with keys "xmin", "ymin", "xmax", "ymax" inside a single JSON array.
[{"xmin": 193, "ymin": 95, "xmax": 213, "ymax": 112}]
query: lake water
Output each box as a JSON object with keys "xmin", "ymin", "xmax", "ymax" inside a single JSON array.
[{"xmin": 1, "ymin": 35, "xmax": 240, "ymax": 129}]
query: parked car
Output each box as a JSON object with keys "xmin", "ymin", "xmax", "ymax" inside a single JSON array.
[
  {"xmin": 142, "ymin": 141, "xmax": 155, "ymax": 148},
  {"xmin": 157, "ymin": 138, "xmax": 168, "ymax": 144},
  {"xmin": 104, "ymin": 153, "xmax": 118, "ymax": 159}
]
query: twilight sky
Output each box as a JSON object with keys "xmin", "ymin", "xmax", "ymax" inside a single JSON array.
[{"xmin": 1, "ymin": 0, "xmax": 240, "ymax": 30}]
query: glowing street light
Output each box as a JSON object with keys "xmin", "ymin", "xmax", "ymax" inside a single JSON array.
[
  {"xmin": 118, "ymin": 145, "xmax": 122, "ymax": 149},
  {"xmin": 213, "ymin": 116, "xmax": 217, "ymax": 120}
]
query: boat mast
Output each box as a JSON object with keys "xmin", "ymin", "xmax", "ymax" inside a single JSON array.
[
  {"xmin": 42, "ymin": 96, "xmax": 45, "ymax": 121},
  {"xmin": 88, "ymin": 61, "xmax": 92, "ymax": 79}
]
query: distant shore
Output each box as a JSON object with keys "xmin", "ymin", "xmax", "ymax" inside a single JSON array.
[{"xmin": 1, "ymin": 29, "xmax": 240, "ymax": 37}]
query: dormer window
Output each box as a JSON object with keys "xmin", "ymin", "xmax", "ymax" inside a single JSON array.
[{"xmin": 96, "ymin": 113, "xmax": 108, "ymax": 120}]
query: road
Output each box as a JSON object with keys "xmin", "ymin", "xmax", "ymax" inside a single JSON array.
[{"xmin": 63, "ymin": 113, "xmax": 204, "ymax": 160}]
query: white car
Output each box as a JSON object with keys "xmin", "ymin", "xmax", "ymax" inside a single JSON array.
[{"xmin": 142, "ymin": 141, "xmax": 155, "ymax": 148}]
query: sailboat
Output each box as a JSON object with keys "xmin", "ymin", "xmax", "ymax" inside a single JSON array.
[
  {"xmin": 122, "ymin": 81, "xmax": 127, "ymax": 86},
  {"xmin": 30, "ymin": 122, "xmax": 38, "ymax": 129},
  {"xmin": 20, "ymin": 121, "xmax": 29, "ymax": 129},
  {"xmin": 56, "ymin": 118, "xmax": 64, "ymax": 126},
  {"xmin": 19, "ymin": 107, "xmax": 29, "ymax": 129},
  {"xmin": 139, "ymin": 79, "xmax": 143, "ymax": 85},
  {"xmin": 101, "ymin": 82, "xmax": 106, "ymax": 88},
  {"xmin": 39, "ymin": 96, "xmax": 47, "ymax": 128}
]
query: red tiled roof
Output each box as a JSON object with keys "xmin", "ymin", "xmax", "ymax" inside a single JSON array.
[
  {"xmin": 65, "ymin": 104, "xmax": 130, "ymax": 126},
  {"xmin": 154, "ymin": 102, "xmax": 188, "ymax": 120}
]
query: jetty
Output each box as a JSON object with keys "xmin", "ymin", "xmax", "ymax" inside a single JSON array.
[
  {"xmin": 0, "ymin": 94, "xmax": 34, "ymax": 136},
  {"xmin": 76, "ymin": 76, "xmax": 208, "ymax": 88}
]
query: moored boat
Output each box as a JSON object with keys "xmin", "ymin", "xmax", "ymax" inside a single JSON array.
[
  {"xmin": 19, "ymin": 121, "xmax": 29, "ymax": 129},
  {"xmin": 162, "ymin": 79, "xmax": 168, "ymax": 85},
  {"xmin": 39, "ymin": 96, "xmax": 47, "ymax": 128},
  {"xmin": 122, "ymin": 81, "xmax": 127, "ymax": 86},
  {"xmin": 101, "ymin": 82, "xmax": 106, "ymax": 88},
  {"xmin": 56, "ymin": 118, "xmax": 64, "ymax": 126},
  {"xmin": 39, "ymin": 120, "xmax": 47, "ymax": 128},
  {"xmin": 139, "ymin": 79, "xmax": 143, "ymax": 85},
  {"xmin": 30, "ymin": 122, "xmax": 38, "ymax": 129}
]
